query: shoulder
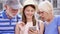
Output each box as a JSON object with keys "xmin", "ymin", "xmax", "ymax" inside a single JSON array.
[
  {"xmin": 37, "ymin": 20, "xmax": 44, "ymax": 27},
  {"xmin": 38, "ymin": 20, "xmax": 44, "ymax": 29},
  {"xmin": 55, "ymin": 15, "xmax": 60, "ymax": 18},
  {"xmin": 54, "ymin": 15, "xmax": 60, "ymax": 20},
  {"xmin": 17, "ymin": 14, "xmax": 22, "ymax": 20},
  {"xmin": 0, "ymin": 10, "xmax": 4, "ymax": 18},
  {"xmin": 17, "ymin": 14, "xmax": 22, "ymax": 18},
  {"xmin": 38, "ymin": 20, "xmax": 44, "ymax": 25},
  {"xmin": 16, "ymin": 21, "xmax": 25, "ymax": 27}
]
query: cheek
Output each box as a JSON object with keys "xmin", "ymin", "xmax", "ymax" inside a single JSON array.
[
  {"xmin": 40, "ymin": 13, "xmax": 46, "ymax": 19},
  {"xmin": 24, "ymin": 12, "xmax": 29, "ymax": 17},
  {"xmin": 44, "ymin": 13, "xmax": 48, "ymax": 19},
  {"xmin": 25, "ymin": 11, "xmax": 28, "ymax": 15},
  {"xmin": 41, "ymin": 13, "xmax": 44, "ymax": 17},
  {"xmin": 7, "ymin": 9, "xmax": 11, "ymax": 14},
  {"xmin": 10, "ymin": 10, "xmax": 18, "ymax": 14},
  {"xmin": 25, "ymin": 11, "xmax": 34, "ymax": 17},
  {"xmin": 31, "ymin": 12, "xmax": 35, "ymax": 16}
]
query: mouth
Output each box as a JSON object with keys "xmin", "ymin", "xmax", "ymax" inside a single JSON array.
[
  {"xmin": 27, "ymin": 14, "xmax": 33, "ymax": 16},
  {"xmin": 12, "ymin": 13, "xmax": 17, "ymax": 16},
  {"xmin": 13, "ymin": 11, "xmax": 17, "ymax": 13},
  {"xmin": 40, "ymin": 17, "xmax": 44, "ymax": 20}
]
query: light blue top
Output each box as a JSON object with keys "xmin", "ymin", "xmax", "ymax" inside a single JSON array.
[{"xmin": 44, "ymin": 15, "xmax": 60, "ymax": 34}]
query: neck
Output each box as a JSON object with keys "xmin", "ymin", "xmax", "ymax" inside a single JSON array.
[
  {"xmin": 46, "ymin": 14, "xmax": 54, "ymax": 23},
  {"xmin": 27, "ymin": 18, "xmax": 32, "ymax": 22}
]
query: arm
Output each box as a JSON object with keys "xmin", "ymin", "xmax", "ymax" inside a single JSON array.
[
  {"xmin": 57, "ymin": 16, "xmax": 60, "ymax": 34},
  {"xmin": 15, "ymin": 22, "xmax": 25, "ymax": 34},
  {"xmin": 58, "ymin": 26, "xmax": 60, "ymax": 34},
  {"xmin": 15, "ymin": 23, "xmax": 20, "ymax": 34},
  {"xmin": 39, "ymin": 21, "xmax": 44, "ymax": 34}
]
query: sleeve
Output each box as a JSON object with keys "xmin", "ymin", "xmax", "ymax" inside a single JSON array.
[{"xmin": 57, "ymin": 16, "xmax": 60, "ymax": 26}]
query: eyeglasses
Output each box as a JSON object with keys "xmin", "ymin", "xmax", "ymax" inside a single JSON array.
[
  {"xmin": 10, "ymin": 7, "xmax": 18, "ymax": 11},
  {"xmin": 37, "ymin": 11, "xmax": 44, "ymax": 14}
]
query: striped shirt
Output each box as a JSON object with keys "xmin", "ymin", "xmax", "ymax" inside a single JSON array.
[{"xmin": 0, "ymin": 10, "xmax": 22, "ymax": 34}]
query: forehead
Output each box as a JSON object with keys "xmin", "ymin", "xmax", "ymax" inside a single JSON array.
[
  {"xmin": 38, "ymin": 8, "xmax": 44, "ymax": 12},
  {"xmin": 38, "ymin": 8, "xmax": 48, "ymax": 13},
  {"xmin": 37, "ymin": 9, "xmax": 48, "ymax": 14},
  {"xmin": 7, "ymin": 6, "xmax": 18, "ymax": 10},
  {"xmin": 25, "ymin": 6, "xmax": 35, "ymax": 10}
]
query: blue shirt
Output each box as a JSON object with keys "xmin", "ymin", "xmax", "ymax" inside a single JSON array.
[
  {"xmin": 44, "ymin": 15, "xmax": 60, "ymax": 34},
  {"xmin": 0, "ymin": 10, "xmax": 22, "ymax": 34}
]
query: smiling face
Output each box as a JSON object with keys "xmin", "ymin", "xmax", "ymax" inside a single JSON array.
[
  {"xmin": 22, "ymin": 5, "xmax": 36, "ymax": 26},
  {"xmin": 5, "ymin": 5, "xmax": 19, "ymax": 17},
  {"xmin": 24, "ymin": 6, "xmax": 35, "ymax": 19}
]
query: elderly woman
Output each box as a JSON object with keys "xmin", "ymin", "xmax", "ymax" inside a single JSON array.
[{"xmin": 38, "ymin": 1, "xmax": 60, "ymax": 34}]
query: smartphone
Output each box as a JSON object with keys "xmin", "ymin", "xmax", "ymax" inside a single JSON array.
[{"xmin": 29, "ymin": 26, "xmax": 36, "ymax": 31}]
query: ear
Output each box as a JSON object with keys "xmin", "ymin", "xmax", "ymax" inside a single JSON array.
[{"xmin": 4, "ymin": 5, "xmax": 7, "ymax": 10}]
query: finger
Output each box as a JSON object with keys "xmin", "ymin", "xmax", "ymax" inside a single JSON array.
[
  {"xmin": 29, "ymin": 29, "xmax": 34, "ymax": 32},
  {"xmin": 33, "ymin": 30, "xmax": 38, "ymax": 34},
  {"xmin": 28, "ymin": 31, "xmax": 33, "ymax": 34}
]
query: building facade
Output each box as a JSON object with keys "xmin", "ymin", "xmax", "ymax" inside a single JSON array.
[{"xmin": 0, "ymin": 0, "xmax": 60, "ymax": 34}]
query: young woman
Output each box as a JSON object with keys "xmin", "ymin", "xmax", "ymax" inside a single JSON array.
[{"xmin": 15, "ymin": 1, "xmax": 44, "ymax": 34}]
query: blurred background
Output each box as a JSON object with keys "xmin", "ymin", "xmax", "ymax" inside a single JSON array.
[
  {"xmin": 0, "ymin": 0, "xmax": 60, "ymax": 15},
  {"xmin": 0, "ymin": 0, "xmax": 60, "ymax": 34}
]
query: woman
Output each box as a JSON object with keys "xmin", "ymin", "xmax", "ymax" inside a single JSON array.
[
  {"xmin": 15, "ymin": 0, "xmax": 44, "ymax": 34},
  {"xmin": 38, "ymin": 1, "xmax": 60, "ymax": 34}
]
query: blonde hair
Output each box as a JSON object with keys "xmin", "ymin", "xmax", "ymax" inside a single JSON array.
[{"xmin": 38, "ymin": 1, "xmax": 53, "ymax": 13}]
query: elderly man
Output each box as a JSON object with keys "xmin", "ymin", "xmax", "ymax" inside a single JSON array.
[
  {"xmin": 38, "ymin": 1, "xmax": 60, "ymax": 34},
  {"xmin": 0, "ymin": 0, "xmax": 22, "ymax": 34}
]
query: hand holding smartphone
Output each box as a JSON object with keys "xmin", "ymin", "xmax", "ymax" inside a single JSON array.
[
  {"xmin": 28, "ymin": 26, "xmax": 38, "ymax": 34},
  {"xmin": 29, "ymin": 26, "xmax": 37, "ymax": 31}
]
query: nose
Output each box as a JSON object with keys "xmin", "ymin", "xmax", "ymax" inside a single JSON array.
[
  {"xmin": 29, "ymin": 10, "xmax": 33, "ymax": 14},
  {"xmin": 39, "ymin": 13, "xmax": 43, "ymax": 17}
]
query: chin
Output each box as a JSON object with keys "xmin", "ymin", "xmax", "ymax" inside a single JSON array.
[
  {"xmin": 11, "ymin": 15, "xmax": 15, "ymax": 18},
  {"xmin": 27, "ymin": 17, "xmax": 32, "ymax": 19},
  {"xmin": 27, "ymin": 17, "xmax": 31, "ymax": 18},
  {"xmin": 10, "ymin": 14, "xmax": 16, "ymax": 18}
]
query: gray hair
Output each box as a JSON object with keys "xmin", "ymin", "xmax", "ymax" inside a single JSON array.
[{"xmin": 38, "ymin": 1, "xmax": 53, "ymax": 13}]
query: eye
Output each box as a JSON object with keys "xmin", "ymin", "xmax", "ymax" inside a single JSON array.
[
  {"xmin": 37, "ymin": 11, "xmax": 41, "ymax": 14},
  {"xmin": 26, "ymin": 10, "xmax": 29, "ymax": 11},
  {"xmin": 37, "ymin": 11, "xmax": 40, "ymax": 14},
  {"xmin": 37, "ymin": 11, "xmax": 44, "ymax": 14},
  {"xmin": 41, "ymin": 12, "xmax": 44, "ymax": 13},
  {"xmin": 31, "ymin": 10, "xmax": 34, "ymax": 12}
]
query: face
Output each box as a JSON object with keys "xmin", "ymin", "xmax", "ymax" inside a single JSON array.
[
  {"xmin": 24, "ymin": 6, "xmax": 35, "ymax": 19},
  {"xmin": 6, "ymin": 5, "xmax": 19, "ymax": 17},
  {"xmin": 38, "ymin": 9, "xmax": 49, "ymax": 21}
]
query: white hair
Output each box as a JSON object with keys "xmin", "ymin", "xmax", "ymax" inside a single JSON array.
[{"xmin": 38, "ymin": 1, "xmax": 53, "ymax": 13}]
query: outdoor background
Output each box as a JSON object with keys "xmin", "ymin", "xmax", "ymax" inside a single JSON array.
[
  {"xmin": 0, "ymin": 0, "xmax": 60, "ymax": 34},
  {"xmin": 0, "ymin": 0, "xmax": 60, "ymax": 15}
]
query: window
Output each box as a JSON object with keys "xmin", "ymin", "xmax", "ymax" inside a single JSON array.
[
  {"xmin": 0, "ymin": 3, "xmax": 3, "ymax": 11},
  {"xmin": 43, "ymin": 0, "xmax": 45, "ymax": 1},
  {"xmin": 20, "ymin": 0, "xmax": 23, "ymax": 5},
  {"xmin": 53, "ymin": 0, "xmax": 57, "ymax": 8},
  {"xmin": 48, "ymin": 0, "xmax": 51, "ymax": 2},
  {"xmin": 35, "ymin": 0, "xmax": 40, "ymax": 4}
]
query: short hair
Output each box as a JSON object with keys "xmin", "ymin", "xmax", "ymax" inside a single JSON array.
[
  {"xmin": 38, "ymin": 1, "xmax": 53, "ymax": 13},
  {"xmin": 4, "ymin": 0, "xmax": 23, "ymax": 9}
]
